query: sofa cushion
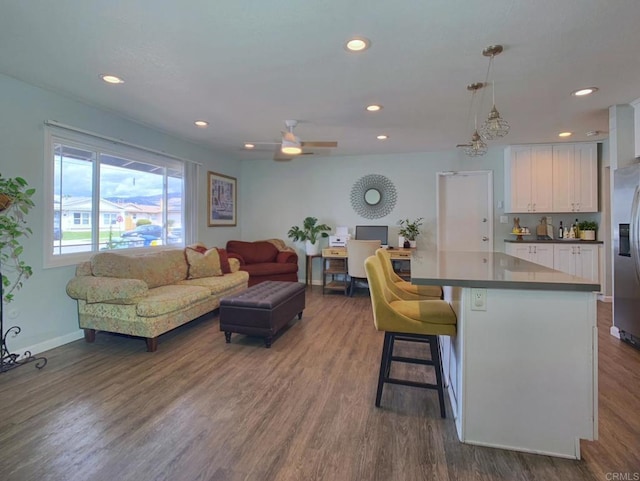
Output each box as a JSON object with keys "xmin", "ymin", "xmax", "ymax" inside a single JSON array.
[
  {"xmin": 240, "ymin": 262, "xmax": 299, "ymax": 277},
  {"xmin": 91, "ymin": 250, "xmax": 188, "ymax": 288},
  {"xmin": 185, "ymin": 246, "xmax": 223, "ymax": 278},
  {"xmin": 136, "ymin": 285, "xmax": 210, "ymax": 317},
  {"xmin": 176, "ymin": 270, "xmax": 249, "ymax": 295},
  {"xmin": 226, "ymin": 240, "xmax": 278, "ymax": 265}
]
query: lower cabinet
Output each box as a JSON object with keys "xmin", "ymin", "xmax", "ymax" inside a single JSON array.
[
  {"xmin": 505, "ymin": 243, "xmax": 554, "ymax": 269},
  {"xmin": 506, "ymin": 242, "xmax": 601, "ymax": 288},
  {"xmin": 553, "ymin": 244, "xmax": 600, "ymax": 284}
]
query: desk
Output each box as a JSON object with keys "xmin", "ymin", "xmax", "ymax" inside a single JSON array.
[
  {"xmin": 321, "ymin": 247, "xmax": 414, "ymax": 261},
  {"xmin": 321, "ymin": 248, "xmax": 414, "ymax": 294},
  {"xmin": 305, "ymin": 254, "xmax": 321, "ymax": 286}
]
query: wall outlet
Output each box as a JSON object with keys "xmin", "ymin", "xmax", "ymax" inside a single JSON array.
[
  {"xmin": 470, "ymin": 288, "xmax": 487, "ymax": 311},
  {"xmin": 500, "ymin": 215, "xmax": 509, "ymax": 224}
]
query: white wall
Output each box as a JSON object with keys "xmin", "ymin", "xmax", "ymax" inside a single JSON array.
[
  {"xmin": 239, "ymin": 147, "xmax": 508, "ymax": 282},
  {"xmin": 0, "ymin": 74, "xmax": 240, "ymax": 354}
]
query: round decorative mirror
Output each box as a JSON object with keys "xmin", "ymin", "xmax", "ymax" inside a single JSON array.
[
  {"xmin": 350, "ymin": 174, "xmax": 397, "ymax": 219},
  {"xmin": 364, "ymin": 188, "xmax": 381, "ymax": 205}
]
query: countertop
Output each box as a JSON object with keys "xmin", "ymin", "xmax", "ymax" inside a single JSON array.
[
  {"xmin": 504, "ymin": 239, "xmax": 603, "ymax": 244},
  {"xmin": 410, "ymin": 250, "xmax": 600, "ymax": 292}
]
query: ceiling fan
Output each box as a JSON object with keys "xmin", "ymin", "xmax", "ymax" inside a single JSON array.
[{"xmin": 247, "ymin": 120, "xmax": 338, "ymax": 161}]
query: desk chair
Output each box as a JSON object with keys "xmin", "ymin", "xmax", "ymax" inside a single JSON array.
[
  {"xmin": 364, "ymin": 255, "xmax": 457, "ymax": 417},
  {"xmin": 376, "ymin": 248, "xmax": 443, "ymax": 300},
  {"xmin": 346, "ymin": 240, "xmax": 380, "ymax": 296}
]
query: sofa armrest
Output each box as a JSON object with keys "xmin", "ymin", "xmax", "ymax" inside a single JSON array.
[
  {"xmin": 228, "ymin": 253, "xmax": 245, "ymax": 265},
  {"xmin": 66, "ymin": 276, "xmax": 148, "ymax": 304},
  {"xmin": 276, "ymin": 251, "xmax": 298, "ymax": 264}
]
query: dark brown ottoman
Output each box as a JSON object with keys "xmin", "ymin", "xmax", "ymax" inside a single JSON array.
[{"xmin": 219, "ymin": 281, "xmax": 306, "ymax": 348}]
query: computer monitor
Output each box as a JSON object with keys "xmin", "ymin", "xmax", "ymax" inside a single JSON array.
[{"xmin": 355, "ymin": 225, "xmax": 388, "ymax": 246}]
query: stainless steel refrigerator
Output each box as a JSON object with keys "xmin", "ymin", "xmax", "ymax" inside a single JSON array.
[{"xmin": 614, "ymin": 163, "xmax": 640, "ymax": 349}]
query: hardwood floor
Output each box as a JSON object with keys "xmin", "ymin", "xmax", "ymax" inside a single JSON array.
[{"xmin": 0, "ymin": 289, "xmax": 638, "ymax": 481}]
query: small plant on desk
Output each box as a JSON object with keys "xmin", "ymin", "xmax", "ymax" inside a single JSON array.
[{"xmin": 398, "ymin": 217, "xmax": 424, "ymax": 248}]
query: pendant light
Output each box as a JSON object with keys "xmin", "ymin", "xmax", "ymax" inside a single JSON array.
[
  {"xmin": 457, "ymin": 82, "xmax": 488, "ymax": 157},
  {"xmin": 479, "ymin": 45, "xmax": 510, "ymax": 141}
]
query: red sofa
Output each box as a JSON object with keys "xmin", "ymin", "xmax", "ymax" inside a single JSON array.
[{"xmin": 226, "ymin": 239, "xmax": 299, "ymax": 287}]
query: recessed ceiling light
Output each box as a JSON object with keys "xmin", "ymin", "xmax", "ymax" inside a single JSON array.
[
  {"xmin": 100, "ymin": 74, "xmax": 124, "ymax": 84},
  {"xmin": 376, "ymin": 135, "xmax": 388, "ymax": 140},
  {"xmin": 194, "ymin": 120, "xmax": 209, "ymax": 128},
  {"xmin": 558, "ymin": 131, "xmax": 572, "ymax": 137},
  {"xmin": 244, "ymin": 143, "xmax": 255, "ymax": 149},
  {"xmin": 345, "ymin": 37, "xmax": 370, "ymax": 52},
  {"xmin": 366, "ymin": 104, "xmax": 382, "ymax": 112},
  {"xmin": 572, "ymin": 87, "xmax": 598, "ymax": 97}
]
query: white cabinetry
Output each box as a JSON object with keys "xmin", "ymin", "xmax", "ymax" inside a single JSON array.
[
  {"xmin": 505, "ymin": 143, "xmax": 597, "ymax": 213},
  {"xmin": 552, "ymin": 143, "xmax": 598, "ymax": 212},
  {"xmin": 505, "ymin": 243, "xmax": 554, "ymax": 269},
  {"xmin": 504, "ymin": 145, "xmax": 553, "ymax": 213},
  {"xmin": 553, "ymin": 244, "xmax": 600, "ymax": 285}
]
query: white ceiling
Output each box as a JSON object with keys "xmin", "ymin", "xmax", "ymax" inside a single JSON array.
[{"xmin": 1, "ymin": 0, "xmax": 639, "ymax": 161}]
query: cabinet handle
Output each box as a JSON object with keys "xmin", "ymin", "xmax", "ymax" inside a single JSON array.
[{"xmin": 532, "ymin": 203, "xmax": 536, "ymax": 211}]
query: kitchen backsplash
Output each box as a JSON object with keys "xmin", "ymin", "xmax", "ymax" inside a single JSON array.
[{"xmin": 500, "ymin": 212, "xmax": 602, "ymax": 240}]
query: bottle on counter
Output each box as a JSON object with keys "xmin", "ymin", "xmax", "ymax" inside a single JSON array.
[
  {"xmin": 575, "ymin": 218, "xmax": 580, "ymax": 238},
  {"xmin": 558, "ymin": 221, "xmax": 564, "ymax": 239}
]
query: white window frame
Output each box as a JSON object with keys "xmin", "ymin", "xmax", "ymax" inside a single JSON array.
[{"xmin": 44, "ymin": 125, "xmax": 193, "ymax": 268}]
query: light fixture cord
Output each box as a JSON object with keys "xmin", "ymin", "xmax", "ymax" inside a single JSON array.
[
  {"xmin": 480, "ymin": 54, "xmax": 494, "ymax": 112},
  {"xmin": 466, "ymin": 88, "xmax": 479, "ymax": 136}
]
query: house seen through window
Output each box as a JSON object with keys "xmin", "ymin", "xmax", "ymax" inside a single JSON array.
[{"xmin": 48, "ymin": 129, "xmax": 185, "ymax": 261}]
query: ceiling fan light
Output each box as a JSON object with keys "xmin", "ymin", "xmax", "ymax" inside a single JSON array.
[{"xmin": 281, "ymin": 137, "xmax": 302, "ymax": 155}]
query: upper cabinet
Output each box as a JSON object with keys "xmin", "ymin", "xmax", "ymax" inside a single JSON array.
[
  {"xmin": 504, "ymin": 145, "xmax": 553, "ymax": 213},
  {"xmin": 505, "ymin": 143, "xmax": 598, "ymax": 213},
  {"xmin": 552, "ymin": 143, "xmax": 598, "ymax": 212}
]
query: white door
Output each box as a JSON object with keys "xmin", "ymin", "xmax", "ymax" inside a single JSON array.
[{"xmin": 437, "ymin": 171, "xmax": 493, "ymax": 251}]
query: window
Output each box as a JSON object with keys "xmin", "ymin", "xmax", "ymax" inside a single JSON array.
[{"xmin": 46, "ymin": 126, "xmax": 188, "ymax": 266}]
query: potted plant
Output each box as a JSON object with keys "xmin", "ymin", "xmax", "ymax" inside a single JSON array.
[
  {"xmin": 0, "ymin": 175, "xmax": 36, "ymax": 303},
  {"xmin": 578, "ymin": 220, "xmax": 598, "ymax": 241},
  {"xmin": 287, "ymin": 216, "xmax": 332, "ymax": 255},
  {"xmin": 398, "ymin": 217, "xmax": 424, "ymax": 248}
]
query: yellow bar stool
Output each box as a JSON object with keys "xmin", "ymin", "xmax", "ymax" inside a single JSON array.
[
  {"xmin": 364, "ymin": 255, "xmax": 457, "ymax": 418},
  {"xmin": 376, "ymin": 249, "xmax": 442, "ymax": 300}
]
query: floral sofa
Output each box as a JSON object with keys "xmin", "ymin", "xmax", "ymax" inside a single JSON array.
[
  {"xmin": 66, "ymin": 246, "xmax": 249, "ymax": 352},
  {"xmin": 226, "ymin": 239, "xmax": 299, "ymax": 287}
]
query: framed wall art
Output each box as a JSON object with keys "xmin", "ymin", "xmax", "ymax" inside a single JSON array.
[{"xmin": 208, "ymin": 171, "xmax": 237, "ymax": 226}]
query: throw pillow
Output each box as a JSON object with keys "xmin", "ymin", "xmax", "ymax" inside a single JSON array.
[
  {"xmin": 216, "ymin": 248, "xmax": 231, "ymax": 274},
  {"xmin": 185, "ymin": 247, "xmax": 223, "ymax": 279}
]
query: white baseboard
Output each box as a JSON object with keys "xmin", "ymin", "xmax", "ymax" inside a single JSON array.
[
  {"xmin": 610, "ymin": 325, "xmax": 620, "ymax": 339},
  {"xmin": 15, "ymin": 330, "xmax": 84, "ymax": 359},
  {"xmin": 598, "ymin": 295, "xmax": 612, "ymax": 302}
]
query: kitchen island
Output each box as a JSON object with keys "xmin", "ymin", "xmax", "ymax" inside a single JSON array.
[{"xmin": 410, "ymin": 250, "xmax": 599, "ymax": 459}]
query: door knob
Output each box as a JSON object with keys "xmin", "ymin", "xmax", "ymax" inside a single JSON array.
[
  {"xmin": 482, "ymin": 236, "xmax": 489, "ymax": 241},
  {"xmin": 482, "ymin": 218, "xmax": 488, "ymax": 222}
]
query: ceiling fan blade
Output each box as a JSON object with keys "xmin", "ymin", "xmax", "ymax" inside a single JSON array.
[{"xmin": 301, "ymin": 141, "xmax": 338, "ymax": 148}]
